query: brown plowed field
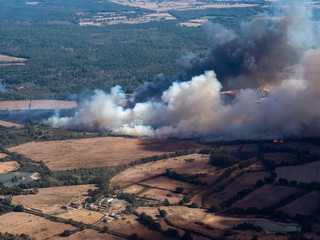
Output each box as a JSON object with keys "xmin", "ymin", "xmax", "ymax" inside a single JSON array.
[{"xmin": 8, "ymin": 137, "xmax": 207, "ymax": 170}]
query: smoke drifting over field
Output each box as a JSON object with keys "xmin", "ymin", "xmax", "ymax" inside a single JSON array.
[{"xmin": 45, "ymin": 0, "xmax": 320, "ymax": 140}]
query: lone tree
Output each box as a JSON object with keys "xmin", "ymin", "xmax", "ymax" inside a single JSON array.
[
  {"xmin": 158, "ymin": 208, "xmax": 167, "ymax": 218},
  {"xmin": 164, "ymin": 198, "xmax": 170, "ymax": 206}
]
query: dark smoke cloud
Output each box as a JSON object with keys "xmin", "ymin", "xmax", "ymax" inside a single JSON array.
[
  {"xmin": 177, "ymin": 2, "xmax": 315, "ymax": 89},
  {"xmin": 133, "ymin": 73, "xmax": 171, "ymax": 103}
]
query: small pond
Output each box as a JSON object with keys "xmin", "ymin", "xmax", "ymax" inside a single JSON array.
[{"xmin": 0, "ymin": 172, "xmax": 37, "ymax": 187}]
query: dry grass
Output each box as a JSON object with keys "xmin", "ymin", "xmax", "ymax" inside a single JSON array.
[
  {"xmin": 57, "ymin": 209, "xmax": 104, "ymax": 224},
  {"xmin": 0, "ymin": 212, "xmax": 75, "ymax": 240},
  {"xmin": 0, "ymin": 120, "xmax": 23, "ymax": 128},
  {"xmin": 8, "ymin": 137, "xmax": 207, "ymax": 171},
  {"xmin": 122, "ymin": 184, "xmax": 144, "ymax": 194},
  {"xmin": 0, "ymin": 54, "xmax": 27, "ymax": 62},
  {"xmin": 233, "ymin": 185, "xmax": 302, "ymax": 209},
  {"xmin": 276, "ymin": 161, "xmax": 320, "ymax": 183},
  {"xmin": 98, "ymin": 214, "xmax": 168, "ymax": 240},
  {"xmin": 0, "ymin": 153, "xmax": 8, "ymax": 159},
  {"xmin": 140, "ymin": 188, "xmax": 182, "ymax": 204},
  {"xmin": 111, "ymin": 153, "xmax": 213, "ymax": 187},
  {"xmin": 52, "ymin": 229, "xmax": 122, "ymax": 240},
  {"xmin": 279, "ymin": 191, "xmax": 320, "ymax": 217},
  {"xmin": 140, "ymin": 176, "xmax": 202, "ymax": 192},
  {"xmin": 12, "ymin": 184, "xmax": 96, "ymax": 214},
  {"xmin": 0, "ymin": 161, "xmax": 20, "ymax": 173}
]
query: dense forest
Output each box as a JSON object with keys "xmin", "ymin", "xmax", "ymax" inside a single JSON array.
[{"xmin": 0, "ymin": 0, "xmax": 263, "ymax": 100}]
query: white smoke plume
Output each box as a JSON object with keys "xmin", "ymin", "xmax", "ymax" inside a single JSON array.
[{"xmin": 44, "ymin": 0, "xmax": 320, "ymax": 140}]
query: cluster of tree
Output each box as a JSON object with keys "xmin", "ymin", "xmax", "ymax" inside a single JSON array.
[
  {"xmin": 0, "ymin": 124, "xmax": 98, "ymax": 148},
  {"xmin": 129, "ymin": 149, "xmax": 197, "ymax": 167},
  {"xmin": 0, "ymin": 232, "xmax": 31, "ymax": 240},
  {"xmin": 164, "ymin": 169, "xmax": 207, "ymax": 186},
  {"xmin": 179, "ymin": 191, "xmax": 195, "ymax": 205},
  {"xmin": 138, "ymin": 212, "xmax": 161, "ymax": 231},
  {"xmin": 0, "ymin": 196, "xmax": 24, "ymax": 216}
]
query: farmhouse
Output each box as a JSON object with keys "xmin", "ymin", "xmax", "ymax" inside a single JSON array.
[{"xmin": 70, "ymin": 202, "xmax": 81, "ymax": 209}]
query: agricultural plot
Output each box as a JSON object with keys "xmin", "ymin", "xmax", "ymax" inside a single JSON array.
[
  {"xmin": 12, "ymin": 184, "xmax": 96, "ymax": 214},
  {"xmin": 233, "ymin": 185, "xmax": 302, "ymax": 209},
  {"xmin": 140, "ymin": 176, "xmax": 202, "ymax": 193},
  {"xmin": 9, "ymin": 137, "xmax": 207, "ymax": 170},
  {"xmin": 98, "ymin": 214, "xmax": 169, "ymax": 240},
  {"xmin": 0, "ymin": 120, "xmax": 22, "ymax": 128},
  {"xmin": 279, "ymin": 191, "xmax": 320, "ymax": 217},
  {"xmin": 205, "ymin": 171, "xmax": 270, "ymax": 206},
  {"xmin": 57, "ymin": 209, "xmax": 104, "ymax": 225},
  {"xmin": 276, "ymin": 161, "xmax": 320, "ymax": 183},
  {"xmin": 139, "ymin": 188, "xmax": 182, "ymax": 204},
  {"xmin": 0, "ymin": 212, "xmax": 75, "ymax": 240},
  {"xmin": 111, "ymin": 153, "xmax": 213, "ymax": 187},
  {"xmin": 0, "ymin": 161, "xmax": 20, "ymax": 173},
  {"xmin": 265, "ymin": 152, "xmax": 298, "ymax": 165},
  {"xmin": 53, "ymin": 229, "xmax": 122, "ymax": 240}
]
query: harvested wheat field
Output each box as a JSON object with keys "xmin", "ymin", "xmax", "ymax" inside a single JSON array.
[
  {"xmin": 0, "ymin": 161, "xmax": 20, "ymax": 173},
  {"xmin": 0, "ymin": 212, "xmax": 75, "ymax": 240},
  {"xmin": 0, "ymin": 120, "xmax": 22, "ymax": 128},
  {"xmin": 233, "ymin": 185, "xmax": 302, "ymax": 209},
  {"xmin": 279, "ymin": 191, "xmax": 320, "ymax": 217},
  {"xmin": 111, "ymin": 153, "xmax": 213, "ymax": 187},
  {"xmin": 8, "ymin": 137, "xmax": 207, "ymax": 170},
  {"xmin": 98, "ymin": 214, "xmax": 170, "ymax": 240},
  {"xmin": 139, "ymin": 188, "xmax": 182, "ymax": 204},
  {"xmin": 12, "ymin": 184, "xmax": 96, "ymax": 214},
  {"xmin": 52, "ymin": 229, "xmax": 122, "ymax": 240},
  {"xmin": 0, "ymin": 153, "xmax": 8, "ymax": 159},
  {"xmin": 140, "ymin": 176, "xmax": 202, "ymax": 192},
  {"xmin": 205, "ymin": 171, "xmax": 270, "ymax": 206},
  {"xmin": 276, "ymin": 161, "xmax": 320, "ymax": 183},
  {"xmin": 57, "ymin": 209, "xmax": 104, "ymax": 224}
]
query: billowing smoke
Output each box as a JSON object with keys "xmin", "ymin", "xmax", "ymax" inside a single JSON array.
[
  {"xmin": 44, "ymin": 0, "xmax": 320, "ymax": 140},
  {"xmin": 177, "ymin": 1, "xmax": 316, "ymax": 89}
]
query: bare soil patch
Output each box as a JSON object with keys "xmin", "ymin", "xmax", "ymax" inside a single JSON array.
[
  {"xmin": 0, "ymin": 161, "xmax": 20, "ymax": 173},
  {"xmin": 57, "ymin": 209, "xmax": 104, "ymax": 224},
  {"xmin": 12, "ymin": 184, "xmax": 96, "ymax": 214},
  {"xmin": 111, "ymin": 153, "xmax": 214, "ymax": 187},
  {"xmin": 9, "ymin": 137, "xmax": 207, "ymax": 170},
  {"xmin": 276, "ymin": 161, "xmax": 320, "ymax": 183},
  {"xmin": 0, "ymin": 120, "xmax": 23, "ymax": 128},
  {"xmin": 0, "ymin": 212, "xmax": 75, "ymax": 240},
  {"xmin": 279, "ymin": 191, "xmax": 320, "ymax": 216},
  {"xmin": 233, "ymin": 185, "xmax": 302, "ymax": 209}
]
